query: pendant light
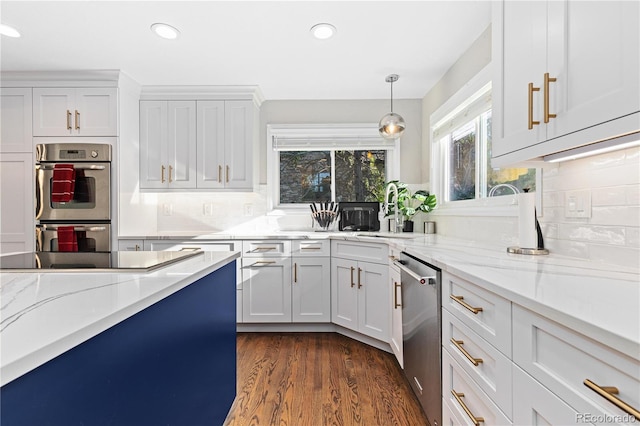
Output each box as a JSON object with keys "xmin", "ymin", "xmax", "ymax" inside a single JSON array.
[{"xmin": 379, "ymin": 74, "xmax": 406, "ymax": 139}]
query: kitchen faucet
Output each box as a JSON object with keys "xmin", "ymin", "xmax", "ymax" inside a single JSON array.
[{"xmin": 383, "ymin": 181, "xmax": 402, "ymax": 233}]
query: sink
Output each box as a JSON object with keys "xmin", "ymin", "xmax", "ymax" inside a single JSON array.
[{"xmin": 355, "ymin": 232, "xmax": 418, "ymax": 240}]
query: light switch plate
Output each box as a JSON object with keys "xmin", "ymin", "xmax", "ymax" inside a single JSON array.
[{"xmin": 565, "ymin": 190, "xmax": 592, "ymax": 218}]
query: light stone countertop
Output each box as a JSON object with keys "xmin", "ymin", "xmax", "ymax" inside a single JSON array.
[{"xmin": 0, "ymin": 251, "xmax": 240, "ymax": 386}]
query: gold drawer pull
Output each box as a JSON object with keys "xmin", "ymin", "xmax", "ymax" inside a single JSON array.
[
  {"xmin": 450, "ymin": 295, "xmax": 483, "ymax": 314},
  {"xmin": 251, "ymin": 260, "xmax": 276, "ymax": 267},
  {"xmin": 357, "ymin": 267, "xmax": 363, "ymax": 289},
  {"xmin": 300, "ymin": 247, "xmax": 321, "ymax": 250},
  {"xmin": 218, "ymin": 165, "xmax": 222, "ymax": 183},
  {"xmin": 66, "ymin": 110, "xmax": 72, "ymax": 130},
  {"xmin": 161, "ymin": 165, "xmax": 166, "ymax": 183},
  {"xmin": 350, "ymin": 266, "xmax": 355, "ymax": 288},
  {"xmin": 294, "ymin": 262, "xmax": 297, "ymax": 283},
  {"xmin": 394, "ymin": 281, "xmax": 401, "ymax": 308},
  {"xmin": 584, "ymin": 379, "xmax": 640, "ymax": 420},
  {"xmin": 168, "ymin": 165, "xmax": 173, "ymax": 183},
  {"xmin": 528, "ymin": 82, "xmax": 540, "ymax": 129},
  {"xmin": 451, "ymin": 338, "xmax": 483, "ymax": 367},
  {"xmin": 226, "ymin": 165, "xmax": 230, "ymax": 183},
  {"xmin": 451, "ymin": 390, "xmax": 484, "ymax": 425},
  {"xmin": 75, "ymin": 109, "xmax": 80, "ymax": 130},
  {"xmin": 249, "ymin": 246, "xmax": 277, "ymax": 253}
]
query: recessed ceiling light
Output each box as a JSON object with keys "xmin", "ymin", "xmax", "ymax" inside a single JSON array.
[
  {"xmin": 0, "ymin": 24, "xmax": 21, "ymax": 38},
  {"xmin": 151, "ymin": 23, "xmax": 180, "ymax": 40},
  {"xmin": 310, "ymin": 23, "xmax": 336, "ymax": 40}
]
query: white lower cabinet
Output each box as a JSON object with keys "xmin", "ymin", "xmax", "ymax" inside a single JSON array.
[
  {"xmin": 389, "ymin": 246, "xmax": 403, "ymax": 368},
  {"xmin": 513, "ymin": 364, "xmax": 585, "ymax": 426},
  {"xmin": 242, "ymin": 256, "xmax": 292, "ymax": 323},
  {"xmin": 331, "ymin": 240, "xmax": 390, "ymax": 342},
  {"xmin": 0, "ymin": 153, "xmax": 34, "ymax": 254},
  {"xmin": 292, "ymin": 257, "xmax": 330, "ymax": 322},
  {"xmin": 442, "ymin": 349, "xmax": 512, "ymax": 425}
]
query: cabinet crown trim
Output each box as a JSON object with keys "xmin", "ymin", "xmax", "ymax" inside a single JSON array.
[{"xmin": 140, "ymin": 85, "xmax": 264, "ymax": 106}]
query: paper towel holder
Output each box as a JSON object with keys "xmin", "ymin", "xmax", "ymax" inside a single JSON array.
[{"xmin": 508, "ymin": 189, "xmax": 549, "ymax": 255}]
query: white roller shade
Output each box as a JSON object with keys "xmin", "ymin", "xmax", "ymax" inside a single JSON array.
[{"xmin": 270, "ymin": 124, "xmax": 396, "ymax": 151}]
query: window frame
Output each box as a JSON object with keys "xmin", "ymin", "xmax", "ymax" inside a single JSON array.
[
  {"xmin": 267, "ymin": 123, "xmax": 399, "ymax": 212},
  {"xmin": 429, "ymin": 64, "xmax": 542, "ymax": 217}
]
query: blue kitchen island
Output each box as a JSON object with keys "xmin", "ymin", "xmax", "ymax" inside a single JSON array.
[{"xmin": 0, "ymin": 251, "xmax": 239, "ymax": 426}]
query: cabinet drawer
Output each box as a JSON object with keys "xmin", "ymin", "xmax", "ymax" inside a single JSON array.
[
  {"xmin": 442, "ymin": 349, "xmax": 512, "ymax": 425},
  {"xmin": 513, "ymin": 304, "xmax": 640, "ymax": 424},
  {"xmin": 243, "ymin": 240, "xmax": 291, "ymax": 257},
  {"xmin": 443, "ymin": 309, "xmax": 512, "ymax": 417},
  {"xmin": 292, "ymin": 239, "xmax": 330, "ymax": 256},
  {"xmin": 331, "ymin": 240, "xmax": 386, "ymax": 264},
  {"xmin": 513, "ymin": 364, "xmax": 585, "ymax": 426},
  {"xmin": 442, "ymin": 271, "xmax": 512, "ymax": 357}
]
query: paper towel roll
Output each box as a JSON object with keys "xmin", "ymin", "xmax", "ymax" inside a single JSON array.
[{"xmin": 518, "ymin": 192, "xmax": 537, "ymax": 248}]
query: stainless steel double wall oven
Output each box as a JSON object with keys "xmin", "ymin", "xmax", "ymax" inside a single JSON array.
[{"xmin": 35, "ymin": 143, "xmax": 112, "ymax": 252}]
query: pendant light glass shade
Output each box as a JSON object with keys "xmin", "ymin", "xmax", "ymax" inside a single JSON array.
[{"xmin": 379, "ymin": 74, "xmax": 405, "ymax": 140}]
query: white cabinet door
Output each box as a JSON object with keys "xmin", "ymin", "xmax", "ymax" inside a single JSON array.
[
  {"xmin": 0, "ymin": 153, "xmax": 34, "ymax": 254},
  {"xmin": 358, "ymin": 260, "xmax": 390, "ymax": 342},
  {"xmin": 139, "ymin": 101, "xmax": 167, "ymax": 189},
  {"xmin": 331, "ymin": 257, "xmax": 358, "ymax": 330},
  {"xmin": 513, "ymin": 365, "xmax": 582, "ymax": 426},
  {"xmin": 166, "ymin": 101, "xmax": 196, "ymax": 188},
  {"xmin": 548, "ymin": 1, "xmax": 640, "ymax": 140},
  {"xmin": 1, "ymin": 88, "xmax": 32, "ymax": 153},
  {"xmin": 242, "ymin": 257, "xmax": 292, "ymax": 323},
  {"xmin": 196, "ymin": 100, "xmax": 225, "ymax": 189},
  {"xmin": 224, "ymin": 101, "xmax": 253, "ymax": 189},
  {"xmin": 292, "ymin": 257, "xmax": 330, "ymax": 322},
  {"xmin": 390, "ymin": 264, "xmax": 403, "ymax": 368},
  {"xmin": 33, "ymin": 88, "xmax": 117, "ymax": 136},
  {"xmin": 139, "ymin": 101, "xmax": 196, "ymax": 189}
]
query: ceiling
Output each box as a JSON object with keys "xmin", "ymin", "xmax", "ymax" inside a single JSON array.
[{"xmin": 0, "ymin": 1, "xmax": 491, "ymax": 100}]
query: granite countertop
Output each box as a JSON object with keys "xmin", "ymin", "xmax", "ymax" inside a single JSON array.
[{"xmin": 0, "ymin": 251, "xmax": 240, "ymax": 386}]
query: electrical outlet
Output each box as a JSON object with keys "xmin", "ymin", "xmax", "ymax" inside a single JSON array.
[
  {"xmin": 162, "ymin": 203, "xmax": 173, "ymax": 216},
  {"xmin": 203, "ymin": 203, "xmax": 213, "ymax": 216},
  {"xmin": 243, "ymin": 203, "xmax": 253, "ymax": 217},
  {"xmin": 565, "ymin": 190, "xmax": 592, "ymax": 218}
]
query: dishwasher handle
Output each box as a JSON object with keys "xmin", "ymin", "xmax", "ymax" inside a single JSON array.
[{"xmin": 393, "ymin": 259, "xmax": 437, "ymax": 285}]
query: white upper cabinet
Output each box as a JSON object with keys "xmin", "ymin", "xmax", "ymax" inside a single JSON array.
[
  {"xmin": 1, "ymin": 88, "xmax": 32, "ymax": 153},
  {"xmin": 492, "ymin": 0, "xmax": 640, "ymax": 166},
  {"xmin": 139, "ymin": 100, "xmax": 197, "ymax": 189},
  {"xmin": 196, "ymin": 100, "xmax": 254, "ymax": 189},
  {"xmin": 33, "ymin": 88, "xmax": 118, "ymax": 137}
]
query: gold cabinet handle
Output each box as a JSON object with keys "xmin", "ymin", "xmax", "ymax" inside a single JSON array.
[
  {"xmin": 168, "ymin": 165, "xmax": 173, "ymax": 183},
  {"xmin": 179, "ymin": 247, "xmax": 201, "ymax": 251},
  {"xmin": 226, "ymin": 165, "xmax": 230, "ymax": 183},
  {"xmin": 218, "ymin": 165, "xmax": 222, "ymax": 183},
  {"xmin": 350, "ymin": 266, "xmax": 355, "ymax": 288},
  {"xmin": 248, "ymin": 246, "xmax": 277, "ymax": 253},
  {"xmin": 134, "ymin": 244, "xmax": 140, "ymax": 251},
  {"xmin": 300, "ymin": 247, "xmax": 321, "ymax": 250},
  {"xmin": 451, "ymin": 390, "xmax": 484, "ymax": 425},
  {"xmin": 66, "ymin": 110, "xmax": 72, "ymax": 130},
  {"xmin": 450, "ymin": 295, "xmax": 483, "ymax": 314},
  {"xmin": 357, "ymin": 267, "xmax": 363, "ymax": 289},
  {"xmin": 75, "ymin": 110, "xmax": 80, "ymax": 130},
  {"xmin": 294, "ymin": 262, "xmax": 297, "ymax": 283},
  {"xmin": 394, "ymin": 281, "xmax": 401, "ymax": 308},
  {"xmin": 451, "ymin": 338, "xmax": 483, "ymax": 367},
  {"xmin": 161, "ymin": 165, "xmax": 166, "ymax": 183},
  {"xmin": 251, "ymin": 260, "xmax": 276, "ymax": 267},
  {"xmin": 528, "ymin": 82, "xmax": 541, "ymax": 130},
  {"xmin": 584, "ymin": 379, "xmax": 640, "ymax": 420},
  {"xmin": 543, "ymin": 72, "xmax": 557, "ymax": 123}
]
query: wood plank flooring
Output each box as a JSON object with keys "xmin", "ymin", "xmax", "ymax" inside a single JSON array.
[{"xmin": 223, "ymin": 332, "xmax": 429, "ymax": 426}]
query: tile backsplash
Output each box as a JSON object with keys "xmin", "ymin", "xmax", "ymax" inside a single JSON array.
[{"xmin": 432, "ymin": 146, "xmax": 640, "ymax": 269}]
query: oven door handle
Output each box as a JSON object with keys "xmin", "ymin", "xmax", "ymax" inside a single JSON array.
[
  {"xmin": 37, "ymin": 225, "xmax": 107, "ymax": 232},
  {"xmin": 393, "ymin": 259, "xmax": 437, "ymax": 285},
  {"xmin": 37, "ymin": 164, "xmax": 106, "ymax": 171}
]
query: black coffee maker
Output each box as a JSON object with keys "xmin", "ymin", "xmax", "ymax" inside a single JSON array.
[{"xmin": 338, "ymin": 202, "xmax": 380, "ymax": 231}]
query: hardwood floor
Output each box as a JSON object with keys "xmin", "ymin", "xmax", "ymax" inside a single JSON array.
[{"xmin": 224, "ymin": 332, "xmax": 429, "ymax": 426}]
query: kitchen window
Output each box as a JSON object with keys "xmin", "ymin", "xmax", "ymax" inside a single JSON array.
[
  {"xmin": 267, "ymin": 124, "xmax": 398, "ymax": 209},
  {"xmin": 431, "ymin": 70, "xmax": 538, "ymax": 212}
]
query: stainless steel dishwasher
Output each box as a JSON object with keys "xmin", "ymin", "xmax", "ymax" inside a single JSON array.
[{"xmin": 394, "ymin": 252, "xmax": 441, "ymax": 426}]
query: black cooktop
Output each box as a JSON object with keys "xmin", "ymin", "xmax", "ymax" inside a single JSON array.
[{"xmin": 0, "ymin": 250, "xmax": 203, "ymax": 272}]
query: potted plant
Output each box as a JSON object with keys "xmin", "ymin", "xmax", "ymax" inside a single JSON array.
[{"xmin": 381, "ymin": 181, "xmax": 437, "ymax": 232}]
